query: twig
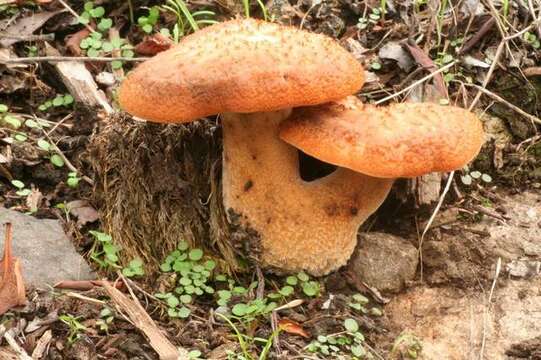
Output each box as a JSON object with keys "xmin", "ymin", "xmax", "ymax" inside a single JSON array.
[
  {"xmin": 469, "ymin": 17, "xmax": 541, "ymax": 109},
  {"xmin": 1, "ymin": 325, "xmax": 32, "ymax": 360},
  {"xmin": 418, "ymin": 171, "xmax": 455, "ymax": 283},
  {"xmin": 464, "ymin": 83, "xmax": 541, "ymax": 125},
  {"xmin": 56, "ymin": 0, "xmax": 95, "ymax": 33},
  {"xmin": 479, "ymin": 258, "xmax": 501, "ymax": 360},
  {"xmin": 459, "ymin": 17, "xmax": 496, "ymax": 55},
  {"xmin": 375, "ymin": 61, "xmax": 457, "ymax": 104},
  {"xmin": 40, "ymin": 125, "xmax": 94, "ymax": 185},
  {"xmin": 0, "ymin": 33, "xmax": 55, "ymax": 41},
  {"xmin": 65, "ymin": 291, "xmax": 106, "ymax": 305},
  {"xmin": 0, "ymin": 56, "xmax": 148, "ymax": 64},
  {"xmin": 31, "ymin": 329, "xmax": 52, "ymax": 360},
  {"xmin": 102, "ymin": 281, "xmax": 188, "ymax": 360}
]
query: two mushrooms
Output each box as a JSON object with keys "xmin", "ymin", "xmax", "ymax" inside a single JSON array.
[{"xmin": 119, "ymin": 19, "xmax": 484, "ymax": 276}]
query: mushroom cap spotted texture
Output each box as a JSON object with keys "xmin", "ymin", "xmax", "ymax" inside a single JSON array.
[
  {"xmin": 280, "ymin": 96, "xmax": 485, "ymax": 178},
  {"xmin": 118, "ymin": 19, "xmax": 365, "ymax": 122}
]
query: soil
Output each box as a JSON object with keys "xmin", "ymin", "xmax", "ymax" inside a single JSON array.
[{"xmin": 0, "ymin": 0, "xmax": 540, "ymax": 359}]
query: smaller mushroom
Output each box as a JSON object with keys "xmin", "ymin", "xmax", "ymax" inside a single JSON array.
[
  {"xmin": 280, "ymin": 96, "xmax": 484, "ymax": 179},
  {"xmin": 0, "ymin": 223, "xmax": 26, "ymax": 315}
]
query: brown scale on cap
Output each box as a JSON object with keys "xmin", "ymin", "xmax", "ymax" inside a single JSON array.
[
  {"xmin": 118, "ymin": 18, "xmax": 364, "ymax": 122},
  {"xmin": 280, "ymin": 96, "xmax": 485, "ymax": 178}
]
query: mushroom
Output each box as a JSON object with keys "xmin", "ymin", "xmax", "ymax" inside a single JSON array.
[
  {"xmin": 277, "ymin": 96, "xmax": 484, "ymax": 273},
  {"xmin": 0, "ymin": 223, "xmax": 26, "ymax": 315},
  {"xmin": 118, "ymin": 19, "xmax": 484, "ymax": 276},
  {"xmin": 118, "ymin": 19, "xmax": 375, "ymax": 274}
]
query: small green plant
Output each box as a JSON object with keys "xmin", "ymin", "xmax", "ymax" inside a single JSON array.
[
  {"xmin": 59, "ymin": 314, "xmax": 87, "ymax": 344},
  {"xmin": 307, "ymin": 318, "xmax": 369, "ymax": 359},
  {"xmin": 157, "ymin": 241, "xmax": 216, "ymax": 318},
  {"xmin": 122, "ymin": 258, "xmax": 145, "ymax": 277},
  {"xmin": 357, "ymin": 7, "xmax": 382, "ymax": 30},
  {"xmin": 89, "ymin": 230, "xmax": 121, "ymax": 269},
  {"xmin": 78, "ymin": 3, "xmax": 134, "ymax": 69},
  {"xmin": 138, "ymin": 6, "xmax": 160, "ymax": 33},
  {"xmin": 370, "ymin": 61, "xmax": 382, "ymax": 71},
  {"xmin": 391, "ymin": 332, "xmax": 422, "ymax": 359},
  {"xmin": 348, "ymin": 293, "xmax": 369, "ymax": 312},
  {"xmin": 11, "ymin": 180, "xmax": 31, "ymax": 197},
  {"xmin": 26, "ymin": 45, "xmax": 38, "ymax": 57},
  {"xmin": 96, "ymin": 307, "xmax": 114, "ymax": 332},
  {"xmin": 79, "ymin": 1, "xmax": 113, "ymax": 32},
  {"xmin": 162, "ymin": 0, "xmax": 218, "ymax": 42},
  {"xmin": 461, "ymin": 166, "xmax": 492, "ymax": 186},
  {"xmin": 66, "ymin": 171, "xmax": 81, "ymax": 188},
  {"xmin": 188, "ymin": 350, "xmax": 203, "ymax": 359},
  {"xmin": 38, "ymin": 94, "xmax": 74, "ymax": 112},
  {"xmin": 268, "ymin": 271, "xmax": 320, "ymax": 299},
  {"xmin": 523, "ymin": 31, "xmax": 540, "ymax": 49},
  {"xmin": 241, "ymin": 0, "xmax": 269, "ymax": 20}
]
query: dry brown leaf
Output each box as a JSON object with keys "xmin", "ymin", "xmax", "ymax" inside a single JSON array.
[
  {"xmin": 278, "ymin": 318, "xmax": 310, "ymax": 338},
  {"xmin": 405, "ymin": 42, "xmax": 448, "ymax": 98},
  {"xmin": 65, "ymin": 28, "xmax": 91, "ymax": 56},
  {"xmin": 0, "ymin": 223, "xmax": 26, "ymax": 315},
  {"xmin": 0, "ymin": 10, "xmax": 64, "ymax": 47},
  {"xmin": 67, "ymin": 200, "xmax": 99, "ymax": 226},
  {"xmin": 135, "ymin": 33, "xmax": 173, "ymax": 56},
  {"xmin": 25, "ymin": 188, "xmax": 42, "ymax": 213}
]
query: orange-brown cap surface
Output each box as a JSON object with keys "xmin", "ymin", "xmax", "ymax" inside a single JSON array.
[
  {"xmin": 280, "ymin": 96, "xmax": 485, "ymax": 178},
  {"xmin": 118, "ymin": 19, "xmax": 364, "ymax": 123}
]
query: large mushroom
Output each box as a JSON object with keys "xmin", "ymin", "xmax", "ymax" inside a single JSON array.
[{"xmin": 118, "ymin": 19, "xmax": 484, "ymax": 275}]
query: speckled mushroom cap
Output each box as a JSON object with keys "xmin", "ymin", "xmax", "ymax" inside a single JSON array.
[
  {"xmin": 280, "ymin": 96, "xmax": 485, "ymax": 178},
  {"xmin": 118, "ymin": 19, "xmax": 365, "ymax": 122}
]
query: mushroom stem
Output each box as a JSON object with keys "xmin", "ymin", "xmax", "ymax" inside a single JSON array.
[{"xmin": 222, "ymin": 110, "xmax": 393, "ymax": 275}]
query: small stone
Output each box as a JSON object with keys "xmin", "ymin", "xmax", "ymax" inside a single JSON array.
[
  {"xmin": 0, "ymin": 207, "xmax": 95, "ymax": 287},
  {"xmin": 348, "ymin": 232, "xmax": 418, "ymax": 293}
]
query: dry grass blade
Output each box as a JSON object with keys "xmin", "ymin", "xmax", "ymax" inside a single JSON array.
[{"xmin": 102, "ymin": 281, "xmax": 189, "ymax": 360}]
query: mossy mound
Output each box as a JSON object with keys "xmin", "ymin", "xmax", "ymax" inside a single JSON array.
[{"xmin": 88, "ymin": 114, "xmax": 240, "ymax": 273}]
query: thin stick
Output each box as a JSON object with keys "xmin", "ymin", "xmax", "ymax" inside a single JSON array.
[
  {"xmin": 479, "ymin": 257, "xmax": 501, "ymax": 360},
  {"xmin": 0, "ymin": 56, "xmax": 148, "ymax": 64},
  {"xmin": 464, "ymin": 83, "xmax": 541, "ymax": 125},
  {"xmin": 40, "ymin": 124, "xmax": 94, "ymax": 185},
  {"xmin": 0, "ymin": 33, "xmax": 55, "ymax": 41},
  {"xmin": 56, "ymin": 0, "xmax": 95, "ymax": 33},
  {"xmin": 375, "ymin": 61, "xmax": 457, "ymax": 105},
  {"xmin": 418, "ymin": 171, "xmax": 455, "ymax": 282},
  {"xmin": 66, "ymin": 291, "xmax": 106, "ymax": 305}
]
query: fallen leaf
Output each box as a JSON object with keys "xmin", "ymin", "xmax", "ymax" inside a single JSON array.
[
  {"xmin": 67, "ymin": 200, "xmax": 99, "ymax": 226},
  {"xmin": 25, "ymin": 188, "xmax": 42, "ymax": 213},
  {"xmin": 65, "ymin": 28, "xmax": 91, "ymax": 56},
  {"xmin": 135, "ymin": 33, "xmax": 173, "ymax": 56},
  {"xmin": 379, "ymin": 41, "xmax": 414, "ymax": 71},
  {"xmin": 404, "ymin": 42, "xmax": 448, "ymax": 98},
  {"xmin": 278, "ymin": 318, "xmax": 310, "ymax": 338},
  {"xmin": 0, "ymin": 10, "xmax": 64, "ymax": 47},
  {"xmin": 0, "ymin": 223, "xmax": 26, "ymax": 315}
]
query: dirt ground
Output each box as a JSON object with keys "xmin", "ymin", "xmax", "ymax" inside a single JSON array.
[{"xmin": 0, "ymin": 0, "xmax": 540, "ymax": 359}]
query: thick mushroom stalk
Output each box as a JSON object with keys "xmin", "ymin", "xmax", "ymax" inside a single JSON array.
[{"xmin": 222, "ymin": 110, "xmax": 393, "ymax": 275}]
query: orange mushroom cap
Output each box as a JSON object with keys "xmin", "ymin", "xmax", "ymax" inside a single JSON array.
[
  {"xmin": 279, "ymin": 96, "xmax": 485, "ymax": 178},
  {"xmin": 118, "ymin": 19, "xmax": 364, "ymax": 123}
]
